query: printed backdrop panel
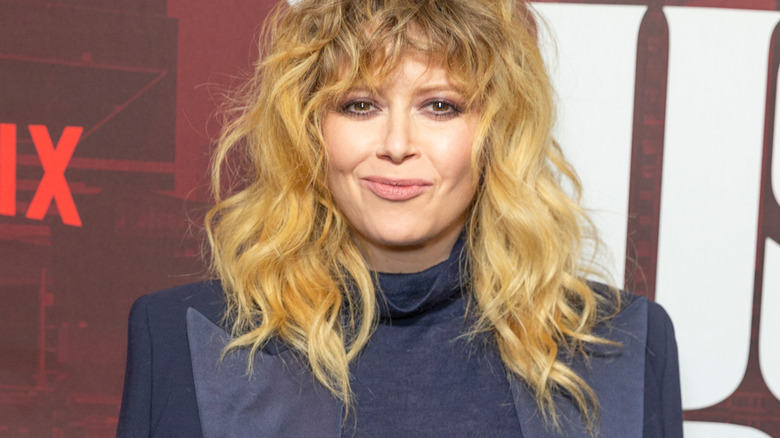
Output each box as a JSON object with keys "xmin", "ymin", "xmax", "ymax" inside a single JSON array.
[{"xmin": 535, "ymin": 1, "xmax": 780, "ymax": 435}]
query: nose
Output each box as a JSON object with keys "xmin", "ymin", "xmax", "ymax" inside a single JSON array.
[{"xmin": 377, "ymin": 111, "xmax": 417, "ymax": 163}]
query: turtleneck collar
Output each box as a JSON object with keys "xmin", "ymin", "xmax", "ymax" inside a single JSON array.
[{"xmin": 374, "ymin": 237, "xmax": 467, "ymax": 319}]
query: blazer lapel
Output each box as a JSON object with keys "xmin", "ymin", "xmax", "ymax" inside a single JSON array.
[
  {"xmin": 187, "ymin": 295, "xmax": 647, "ymax": 438},
  {"xmin": 510, "ymin": 297, "xmax": 649, "ymax": 437},
  {"xmin": 186, "ymin": 308, "xmax": 343, "ymax": 438}
]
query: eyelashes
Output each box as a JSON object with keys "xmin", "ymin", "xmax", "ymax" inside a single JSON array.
[
  {"xmin": 336, "ymin": 98, "xmax": 464, "ymax": 120},
  {"xmin": 425, "ymin": 100, "xmax": 462, "ymax": 117},
  {"xmin": 338, "ymin": 100, "xmax": 378, "ymax": 117}
]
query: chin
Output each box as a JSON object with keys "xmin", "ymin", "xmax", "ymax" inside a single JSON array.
[
  {"xmin": 373, "ymin": 233, "xmax": 429, "ymax": 249},
  {"xmin": 369, "ymin": 224, "xmax": 450, "ymax": 249}
]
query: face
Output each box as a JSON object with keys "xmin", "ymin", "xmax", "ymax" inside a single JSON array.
[{"xmin": 322, "ymin": 52, "xmax": 479, "ymax": 273}]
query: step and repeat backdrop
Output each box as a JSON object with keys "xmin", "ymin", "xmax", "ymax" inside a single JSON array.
[{"xmin": 0, "ymin": 0, "xmax": 777, "ymax": 436}]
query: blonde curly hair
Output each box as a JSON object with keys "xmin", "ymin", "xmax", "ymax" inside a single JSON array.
[{"xmin": 206, "ymin": 0, "xmax": 618, "ymax": 430}]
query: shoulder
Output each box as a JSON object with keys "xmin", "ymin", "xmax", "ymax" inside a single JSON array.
[
  {"xmin": 646, "ymin": 298, "xmax": 676, "ymax": 344},
  {"xmin": 593, "ymin": 286, "xmax": 683, "ymax": 436},
  {"xmin": 131, "ymin": 280, "xmax": 227, "ymax": 330},
  {"xmin": 641, "ymin": 297, "xmax": 684, "ymax": 437},
  {"xmin": 643, "ymin": 295, "xmax": 679, "ymax": 379},
  {"xmin": 134, "ymin": 280, "xmax": 225, "ymax": 313},
  {"xmin": 586, "ymin": 282, "xmax": 678, "ymax": 370},
  {"xmin": 611, "ymin": 286, "xmax": 677, "ymax": 350},
  {"xmin": 588, "ymin": 281, "xmax": 675, "ymax": 336},
  {"xmin": 586, "ymin": 283, "xmax": 679, "ymax": 364},
  {"xmin": 120, "ymin": 281, "xmax": 225, "ymax": 437},
  {"xmin": 126, "ymin": 280, "xmax": 229, "ymax": 370}
]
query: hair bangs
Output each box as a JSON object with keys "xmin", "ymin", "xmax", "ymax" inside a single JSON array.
[{"xmin": 306, "ymin": 0, "xmax": 500, "ymax": 109}]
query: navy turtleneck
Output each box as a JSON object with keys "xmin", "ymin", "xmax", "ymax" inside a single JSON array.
[{"xmin": 344, "ymin": 240, "xmax": 524, "ymax": 438}]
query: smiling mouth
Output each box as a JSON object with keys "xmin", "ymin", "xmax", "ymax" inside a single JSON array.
[{"xmin": 361, "ymin": 178, "xmax": 432, "ymax": 201}]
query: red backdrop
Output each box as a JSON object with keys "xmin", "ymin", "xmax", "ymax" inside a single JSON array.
[{"xmin": 0, "ymin": 0, "xmax": 777, "ymax": 436}]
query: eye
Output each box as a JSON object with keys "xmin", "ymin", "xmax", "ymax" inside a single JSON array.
[
  {"xmin": 431, "ymin": 101, "xmax": 453, "ymax": 112},
  {"xmin": 339, "ymin": 100, "xmax": 377, "ymax": 117},
  {"xmin": 423, "ymin": 100, "xmax": 462, "ymax": 119}
]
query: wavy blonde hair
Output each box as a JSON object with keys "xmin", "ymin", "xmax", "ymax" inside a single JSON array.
[{"xmin": 206, "ymin": 0, "xmax": 618, "ymax": 431}]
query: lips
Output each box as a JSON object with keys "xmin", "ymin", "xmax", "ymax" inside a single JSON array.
[{"xmin": 361, "ymin": 177, "xmax": 432, "ymax": 201}]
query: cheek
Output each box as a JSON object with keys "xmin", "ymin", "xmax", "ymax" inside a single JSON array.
[
  {"xmin": 325, "ymin": 153, "xmax": 351, "ymax": 212},
  {"xmin": 322, "ymin": 115, "xmax": 367, "ymax": 176},
  {"xmin": 322, "ymin": 118, "xmax": 341, "ymax": 168},
  {"xmin": 324, "ymin": 146, "xmax": 358, "ymax": 196},
  {"xmin": 452, "ymin": 144, "xmax": 474, "ymax": 177},
  {"xmin": 323, "ymin": 119, "xmax": 350, "ymax": 181},
  {"xmin": 437, "ymin": 128, "xmax": 477, "ymax": 191},
  {"xmin": 322, "ymin": 119, "xmax": 358, "ymax": 215}
]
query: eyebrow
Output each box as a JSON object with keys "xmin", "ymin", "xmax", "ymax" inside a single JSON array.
[
  {"xmin": 413, "ymin": 82, "xmax": 462, "ymax": 95},
  {"xmin": 340, "ymin": 81, "xmax": 461, "ymax": 97}
]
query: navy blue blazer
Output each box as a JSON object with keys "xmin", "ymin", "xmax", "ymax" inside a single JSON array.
[{"xmin": 117, "ymin": 281, "xmax": 682, "ymax": 437}]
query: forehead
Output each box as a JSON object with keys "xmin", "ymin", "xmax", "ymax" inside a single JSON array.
[
  {"xmin": 332, "ymin": 50, "xmax": 471, "ymax": 104},
  {"xmin": 353, "ymin": 50, "xmax": 455, "ymax": 89}
]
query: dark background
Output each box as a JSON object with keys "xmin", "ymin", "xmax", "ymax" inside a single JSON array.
[{"xmin": 0, "ymin": 0, "xmax": 778, "ymax": 436}]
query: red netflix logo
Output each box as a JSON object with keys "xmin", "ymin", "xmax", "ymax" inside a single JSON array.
[{"xmin": 0, "ymin": 124, "xmax": 83, "ymax": 227}]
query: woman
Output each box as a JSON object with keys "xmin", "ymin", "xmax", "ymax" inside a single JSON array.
[{"xmin": 117, "ymin": 0, "xmax": 683, "ymax": 436}]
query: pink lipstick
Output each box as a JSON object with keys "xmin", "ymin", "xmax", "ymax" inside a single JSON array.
[{"xmin": 361, "ymin": 177, "xmax": 431, "ymax": 201}]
